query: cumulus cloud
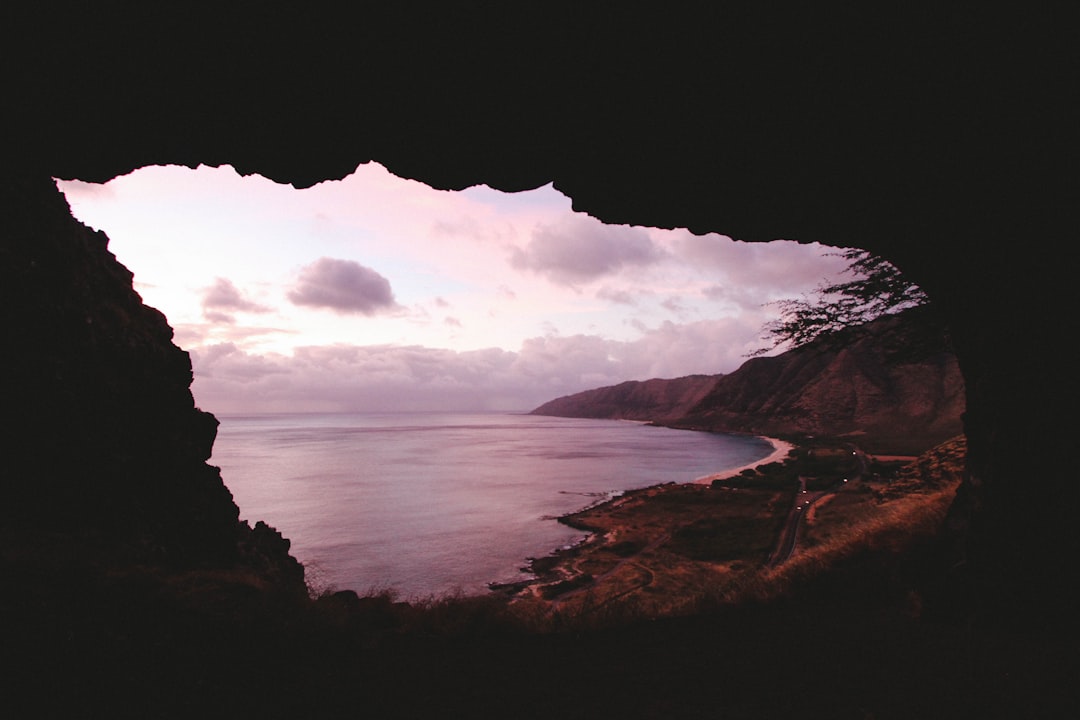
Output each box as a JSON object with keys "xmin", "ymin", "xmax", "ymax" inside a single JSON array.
[
  {"xmin": 287, "ymin": 257, "xmax": 400, "ymax": 315},
  {"xmin": 510, "ymin": 215, "xmax": 665, "ymax": 285},
  {"xmin": 201, "ymin": 277, "xmax": 271, "ymax": 323}
]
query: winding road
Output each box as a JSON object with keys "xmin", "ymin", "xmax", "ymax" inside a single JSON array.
[{"xmin": 765, "ymin": 447, "xmax": 868, "ymax": 567}]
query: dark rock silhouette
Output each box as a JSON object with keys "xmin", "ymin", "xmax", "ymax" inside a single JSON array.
[
  {"xmin": 0, "ymin": 175, "xmax": 303, "ymax": 590},
  {"xmin": 534, "ymin": 310, "xmax": 964, "ymax": 455},
  {"xmin": 1, "ymin": 5, "xmax": 1076, "ymax": 717}
]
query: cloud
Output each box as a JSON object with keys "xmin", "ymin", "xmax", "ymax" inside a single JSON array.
[
  {"xmin": 201, "ymin": 278, "xmax": 271, "ymax": 323},
  {"xmin": 172, "ymin": 321, "xmax": 295, "ymax": 350},
  {"xmin": 702, "ymin": 284, "xmax": 727, "ymax": 301},
  {"xmin": 660, "ymin": 297, "xmax": 689, "ymax": 316},
  {"xmin": 193, "ymin": 344, "xmax": 525, "ymax": 414},
  {"xmin": 286, "ymin": 257, "xmax": 400, "ymax": 315},
  {"xmin": 194, "ymin": 343, "xmax": 291, "ymax": 383},
  {"xmin": 596, "ymin": 286, "xmax": 639, "ymax": 306},
  {"xmin": 203, "ymin": 277, "xmax": 270, "ymax": 312},
  {"xmin": 677, "ymin": 234, "xmax": 849, "ymax": 293},
  {"xmin": 189, "ymin": 315, "xmax": 777, "ymax": 416},
  {"xmin": 203, "ymin": 310, "xmax": 237, "ymax": 325},
  {"xmin": 510, "ymin": 215, "xmax": 665, "ymax": 285}
]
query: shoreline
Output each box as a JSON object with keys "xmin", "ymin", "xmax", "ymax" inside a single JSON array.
[
  {"xmin": 692, "ymin": 436, "xmax": 795, "ymax": 485},
  {"xmin": 493, "ymin": 435, "xmax": 797, "ymax": 598}
]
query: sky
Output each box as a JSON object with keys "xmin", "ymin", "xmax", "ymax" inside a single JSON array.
[{"xmin": 57, "ymin": 163, "xmax": 851, "ymax": 415}]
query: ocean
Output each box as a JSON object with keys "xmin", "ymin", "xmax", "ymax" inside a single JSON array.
[{"xmin": 211, "ymin": 412, "xmax": 774, "ymax": 599}]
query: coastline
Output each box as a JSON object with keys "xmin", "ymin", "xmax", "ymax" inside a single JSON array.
[
  {"xmin": 692, "ymin": 436, "xmax": 795, "ymax": 485},
  {"xmin": 494, "ymin": 435, "xmax": 797, "ymax": 600},
  {"xmin": 500, "ymin": 435, "xmax": 966, "ymax": 621}
]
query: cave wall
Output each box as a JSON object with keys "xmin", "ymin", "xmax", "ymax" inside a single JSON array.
[
  {"xmin": 1, "ymin": 175, "xmax": 238, "ymax": 562},
  {"xmin": 3, "ymin": 6, "xmax": 1075, "ymax": 609},
  {"xmin": 1, "ymin": 175, "xmax": 305, "ymax": 595}
]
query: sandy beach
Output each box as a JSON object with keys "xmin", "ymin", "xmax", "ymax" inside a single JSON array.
[{"xmin": 692, "ymin": 436, "xmax": 795, "ymax": 485}]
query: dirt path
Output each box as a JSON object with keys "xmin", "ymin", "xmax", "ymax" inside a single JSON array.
[{"xmin": 551, "ymin": 532, "xmax": 669, "ymax": 609}]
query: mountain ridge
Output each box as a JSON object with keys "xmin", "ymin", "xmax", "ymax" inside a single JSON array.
[
  {"xmin": 528, "ymin": 373, "xmax": 723, "ymax": 423},
  {"xmin": 532, "ymin": 309, "xmax": 963, "ymax": 455}
]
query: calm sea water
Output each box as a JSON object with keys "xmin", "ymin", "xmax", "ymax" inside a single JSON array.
[{"xmin": 211, "ymin": 412, "xmax": 773, "ymax": 599}]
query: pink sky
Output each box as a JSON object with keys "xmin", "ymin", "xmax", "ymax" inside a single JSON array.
[{"xmin": 58, "ymin": 163, "xmax": 851, "ymax": 414}]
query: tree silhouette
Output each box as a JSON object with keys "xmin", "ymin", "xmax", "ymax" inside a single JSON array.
[{"xmin": 753, "ymin": 249, "xmax": 930, "ymax": 354}]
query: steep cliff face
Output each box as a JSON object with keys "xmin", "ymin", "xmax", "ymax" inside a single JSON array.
[
  {"xmin": 534, "ymin": 311, "xmax": 964, "ymax": 455},
  {"xmin": 0, "ymin": 177, "xmax": 302, "ymax": 588}
]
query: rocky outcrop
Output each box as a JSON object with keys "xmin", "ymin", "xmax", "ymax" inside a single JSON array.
[
  {"xmin": 534, "ymin": 310, "xmax": 964, "ymax": 455},
  {"xmin": 0, "ymin": 176, "xmax": 303, "ymax": 593}
]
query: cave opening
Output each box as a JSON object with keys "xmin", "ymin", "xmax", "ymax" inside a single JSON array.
[
  {"xmin": 4, "ymin": 6, "xmax": 1077, "ymax": 713},
  {"xmin": 56, "ymin": 162, "xmax": 856, "ymax": 417},
  {"xmin": 53, "ymin": 161, "xmax": 883, "ymax": 599}
]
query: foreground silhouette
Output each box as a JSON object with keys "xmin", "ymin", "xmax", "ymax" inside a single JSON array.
[{"xmin": 3, "ymin": 7, "xmax": 1077, "ymax": 716}]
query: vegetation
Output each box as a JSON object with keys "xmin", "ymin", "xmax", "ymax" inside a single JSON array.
[
  {"xmin": 712, "ymin": 441, "xmax": 861, "ymax": 491},
  {"xmin": 670, "ymin": 516, "xmax": 777, "ymax": 563},
  {"xmin": 493, "ymin": 437, "xmax": 963, "ymax": 624},
  {"xmin": 738, "ymin": 437, "xmax": 966, "ymax": 609},
  {"xmin": 754, "ymin": 248, "xmax": 931, "ymax": 354}
]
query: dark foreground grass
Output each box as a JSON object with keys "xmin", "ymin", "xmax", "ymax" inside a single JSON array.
[{"xmin": 5, "ymin": 529, "xmax": 1074, "ymax": 720}]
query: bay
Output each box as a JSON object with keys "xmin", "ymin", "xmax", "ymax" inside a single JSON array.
[{"xmin": 211, "ymin": 412, "xmax": 774, "ymax": 600}]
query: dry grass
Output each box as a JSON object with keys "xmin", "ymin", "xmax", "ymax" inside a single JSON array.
[
  {"xmin": 508, "ymin": 482, "xmax": 791, "ymax": 623},
  {"xmin": 723, "ymin": 483, "xmax": 958, "ymax": 606},
  {"xmin": 704, "ymin": 435, "xmax": 966, "ymax": 607},
  {"xmin": 493, "ymin": 436, "xmax": 968, "ymax": 629}
]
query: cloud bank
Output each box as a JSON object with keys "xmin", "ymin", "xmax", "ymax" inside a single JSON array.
[{"xmin": 191, "ymin": 317, "xmax": 768, "ymax": 416}]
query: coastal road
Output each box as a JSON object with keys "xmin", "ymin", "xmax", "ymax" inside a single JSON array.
[
  {"xmin": 766, "ymin": 477, "xmax": 827, "ymax": 568},
  {"xmin": 765, "ymin": 448, "xmax": 868, "ymax": 568}
]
